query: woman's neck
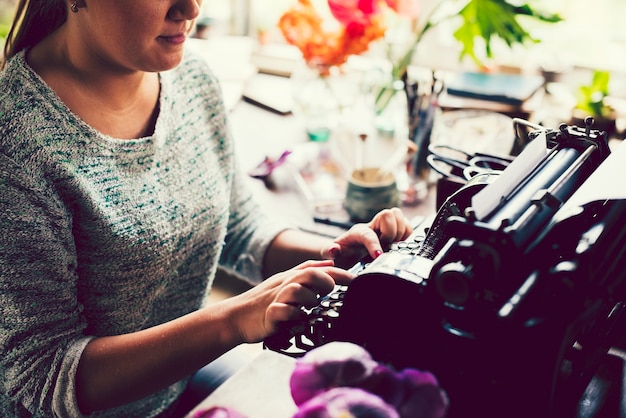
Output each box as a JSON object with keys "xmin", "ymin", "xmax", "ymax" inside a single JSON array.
[{"xmin": 27, "ymin": 30, "xmax": 162, "ymax": 139}]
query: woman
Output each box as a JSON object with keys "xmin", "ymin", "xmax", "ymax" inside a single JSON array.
[{"xmin": 0, "ymin": 0, "xmax": 412, "ymax": 417}]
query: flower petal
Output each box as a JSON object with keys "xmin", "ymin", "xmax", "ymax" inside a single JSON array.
[
  {"xmin": 384, "ymin": 0, "xmax": 419, "ymax": 19},
  {"xmin": 400, "ymin": 368, "xmax": 439, "ymax": 387},
  {"xmin": 397, "ymin": 369, "xmax": 449, "ymax": 418},
  {"xmin": 293, "ymin": 387, "xmax": 400, "ymax": 418},
  {"xmin": 397, "ymin": 385, "xmax": 448, "ymax": 418},
  {"xmin": 279, "ymin": 0, "xmax": 385, "ymax": 68},
  {"xmin": 290, "ymin": 342, "xmax": 379, "ymax": 406},
  {"xmin": 359, "ymin": 364, "xmax": 405, "ymax": 408},
  {"xmin": 290, "ymin": 362, "xmax": 328, "ymax": 406}
]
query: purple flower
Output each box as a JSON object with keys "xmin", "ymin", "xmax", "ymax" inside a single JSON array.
[
  {"xmin": 193, "ymin": 406, "xmax": 247, "ymax": 418},
  {"xmin": 288, "ymin": 342, "xmax": 449, "ymax": 418},
  {"xmin": 358, "ymin": 364, "xmax": 405, "ymax": 407},
  {"xmin": 290, "ymin": 342, "xmax": 379, "ymax": 406},
  {"xmin": 396, "ymin": 369, "xmax": 448, "ymax": 418},
  {"xmin": 332, "ymin": 359, "xmax": 449, "ymax": 418},
  {"xmin": 293, "ymin": 387, "xmax": 400, "ymax": 418}
]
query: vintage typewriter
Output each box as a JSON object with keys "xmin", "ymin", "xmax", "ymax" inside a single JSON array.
[{"xmin": 265, "ymin": 118, "xmax": 626, "ymax": 418}]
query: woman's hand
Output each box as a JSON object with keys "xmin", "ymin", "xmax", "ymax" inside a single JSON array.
[
  {"xmin": 222, "ymin": 260, "xmax": 354, "ymax": 344},
  {"xmin": 321, "ymin": 207, "xmax": 413, "ymax": 268}
]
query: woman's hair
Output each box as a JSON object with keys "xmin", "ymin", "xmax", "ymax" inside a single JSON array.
[{"xmin": 2, "ymin": 0, "xmax": 67, "ymax": 68}]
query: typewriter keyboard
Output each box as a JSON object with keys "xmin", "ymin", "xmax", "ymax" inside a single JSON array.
[{"xmin": 263, "ymin": 214, "xmax": 432, "ymax": 356}]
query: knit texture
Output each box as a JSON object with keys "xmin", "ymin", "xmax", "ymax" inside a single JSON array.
[{"xmin": 0, "ymin": 50, "xmax": 289, "ymax": 417}]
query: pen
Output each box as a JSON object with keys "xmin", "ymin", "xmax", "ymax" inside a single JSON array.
[{"xmin": 313, "ymin": 216, "xmax": 355, "ymax": 230}]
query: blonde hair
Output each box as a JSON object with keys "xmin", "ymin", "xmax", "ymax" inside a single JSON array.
[{"xmin": 2, "ymin": 0, "xmax": 67, "ymax": 68}]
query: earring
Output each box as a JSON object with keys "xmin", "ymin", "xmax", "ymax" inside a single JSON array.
[{"xmin": 70, "ymin": 1, "xmax": 79, "ymax": 13}]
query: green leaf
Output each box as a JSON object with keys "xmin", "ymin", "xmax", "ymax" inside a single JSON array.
[
  {"xmin": 0, "ymin": 24, "xmax": 9, "ymax": 39},
  {"xmin": 575, "ymin": 70, "xmax": 612, "ymax": 117},
  {"xmin": 451, "ymin": 0, "xmax": 562, "ymax": 66}
]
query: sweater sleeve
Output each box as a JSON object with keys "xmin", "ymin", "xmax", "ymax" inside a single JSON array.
[
  {"xmin": 0, "ymin": 154, "xmax": 91, "ymax": 417},
  {"xmin": 217, "ymin": 156, "xmax": 294, "ymax": 285}
]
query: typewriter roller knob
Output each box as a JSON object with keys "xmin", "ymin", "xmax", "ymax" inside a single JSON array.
[{"xmin": 434, "ymin": 261, "xmax": 473, "ymax": 308}]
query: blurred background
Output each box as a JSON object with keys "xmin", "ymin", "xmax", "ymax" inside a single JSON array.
[
  {"xmin": 1, "ymin": 0, "xmax": 625, "ymax": 75},
  {"xmin": 200, "ymin": 0, "xmax": 626, "ymax": 76},
  {"xmin": 1, "ymin": 0, "xmax": 624, "ymax": 138}
]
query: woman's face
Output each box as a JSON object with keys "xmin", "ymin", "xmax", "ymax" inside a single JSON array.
[{"xmin": 73, "ymin": 0, "xmax": 201, "ymax": 73}]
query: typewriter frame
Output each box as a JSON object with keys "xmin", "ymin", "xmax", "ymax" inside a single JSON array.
[{"xmin": 266, "ymin": 118, "xmax": 626, "ymax": 417}]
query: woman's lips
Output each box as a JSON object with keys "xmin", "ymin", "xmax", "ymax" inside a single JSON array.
[{"xmin": 159, "ymin": 33, "xmax": 187, "ymax": 45}]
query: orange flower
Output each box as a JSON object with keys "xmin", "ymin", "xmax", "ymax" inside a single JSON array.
[{"xmin": 278, "ymin": 0, "xmax": 386, "ymax": 72}]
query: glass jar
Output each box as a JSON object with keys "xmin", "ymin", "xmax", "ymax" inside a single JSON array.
[{"xmin": 291, "ymin": 63, "xmax": 358, "ymax": 142}]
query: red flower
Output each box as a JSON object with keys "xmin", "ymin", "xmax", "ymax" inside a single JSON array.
[
  {"xmin": 327, "ymin": 0, "xmax": 380, "ymax": 26},
  {"xmin": 278, "ymin": 0, "xmax": 386, "ymax": 69},
  {"xmin": 383, "ymin": 0, "xmax": 419, "ymax": 18}
]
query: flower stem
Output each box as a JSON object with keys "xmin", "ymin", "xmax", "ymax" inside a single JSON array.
[{"xmin": 375, "ymin": 0, "xmax": 453, "ymax": 113}]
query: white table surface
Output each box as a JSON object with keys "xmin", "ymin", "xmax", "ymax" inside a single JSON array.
[{"xmin": 186, "ymin": 350, "xmax": 297, "ymax": 418}]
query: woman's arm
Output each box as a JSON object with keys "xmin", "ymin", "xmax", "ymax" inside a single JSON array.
[
  {"xmin": 76, "ymin": 260, "xmax": 354, "ymax": 413},
  {"xmin": 75, "ymin": 302, "xmax": 236, "ymax": 412}
]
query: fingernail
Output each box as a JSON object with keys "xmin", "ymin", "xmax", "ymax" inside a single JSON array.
[
  {"xmin": 374, "ymin": 250, "xmax": 382, "ymax": 259},
  {"xmin": 328, "ymin": 247, "xmax": 340, "ymax": 258}
]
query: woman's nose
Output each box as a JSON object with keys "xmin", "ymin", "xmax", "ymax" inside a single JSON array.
[{"xmin": 168, "ymin": 0, "xmax": 201, "ymax": 21}]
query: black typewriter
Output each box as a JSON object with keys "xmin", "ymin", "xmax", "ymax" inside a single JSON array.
[{"xmin": 265, "ymin": 118, "xmax": 626, "ymax": 418}]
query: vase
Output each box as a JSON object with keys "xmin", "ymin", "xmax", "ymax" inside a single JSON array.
[
  {"xmin": 340, "ymin": 74, "xmax": 411, "ymax": 170},
  {"xmin": 290, "ymin": 63, "xmax": 358, "ymax": 142},
  {"xmin": 362, "ymin": 74, "xmax": 430, "ymax": 206},
  {"xmin": 373, "ymin": 79, "xmax": 410, "ymax": 143}
]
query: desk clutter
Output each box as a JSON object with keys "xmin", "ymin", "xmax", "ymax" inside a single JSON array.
[
  {"xmin": 240, "ymin": 54, "xmax": 623, "ymax": 242},
  {"xmin": 263, "ymin": 119, "xmax": 626, "ymax": 417},
  {"xmin": 247, "ymin": 136, "xmax": 422, "ymax": 231},
  {"xmin": 243, "ymin": 65, "xmax": 532, "ymax": 176}
]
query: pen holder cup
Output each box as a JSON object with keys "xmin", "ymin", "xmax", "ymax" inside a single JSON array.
[{"xmin": 344, "ymin": 168, "xmax": 401, "ymax": 222}]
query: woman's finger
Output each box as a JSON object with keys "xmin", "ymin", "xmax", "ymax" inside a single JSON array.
[
  {"xmin": 283, "ymin": 265, "xmax": 351, "ymax": 297},
  {"xmin": 266, "ymin": 302, "xmax": 306, "ymax": 325},
  {"xmin": 277, "ymin": 281, "xmax": 321, "ymax": 308},
  {"xmin": 370, "ymin": 207, "xmax": 412, "ymax": 243},
  {"xmin": 293, "ymin": 259, "xmax": 336, "ymax": 270}
]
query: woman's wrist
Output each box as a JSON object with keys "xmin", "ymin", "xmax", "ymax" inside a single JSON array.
[{"xmin": 263, "ymin": 229, "xmax": 336, "ymax": 276}]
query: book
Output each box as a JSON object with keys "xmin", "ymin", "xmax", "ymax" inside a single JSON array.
[
  {"xmin": 242, "ymin": 73, "xmax": 293, "ymax": 115},
  {"xmin": 250, "ymin": 43, "xmax": 303, "ymax": 77},
  {"xmin": 445, "ymin": 71, "xmax": 545, "ymax": 105}
]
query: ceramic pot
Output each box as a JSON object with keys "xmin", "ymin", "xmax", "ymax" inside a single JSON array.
[{"xmin": 344, "ymin": 168, "xmax": 400, "ymax": 222}]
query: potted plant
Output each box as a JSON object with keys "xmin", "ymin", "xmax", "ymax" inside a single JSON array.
[{"xmin": 571, "ymin": 69, "xmax": 617, "ymax": 136}]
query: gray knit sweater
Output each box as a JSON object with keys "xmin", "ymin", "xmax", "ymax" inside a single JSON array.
[{"xmin": 0, "ymin": 50, "xmax": 288, "ymax": 417}]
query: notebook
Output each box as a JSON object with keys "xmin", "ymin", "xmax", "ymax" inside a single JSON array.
[{"xmin": 446, "ymin": 71, "xmax": 545, "ymax": 105}]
